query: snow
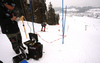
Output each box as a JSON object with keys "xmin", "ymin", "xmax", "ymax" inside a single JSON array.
[
  {"xmin": 0, "ymin": 16, "xmax": 100, "ymax": 63},
  {"xmin": 67, "ymin": 8, "xmax": 79, "ymax": 11},
  {"xmin": 87, "ymin": 8, "xmax": 100, "ymax": 14}
]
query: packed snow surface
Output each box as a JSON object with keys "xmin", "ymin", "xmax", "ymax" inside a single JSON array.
[{"xmin": 0, "ymin": 16, "xmax": 100, "ymax": 63}]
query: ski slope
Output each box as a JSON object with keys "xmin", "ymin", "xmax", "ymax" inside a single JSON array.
[{"xmin": 0, "ymin": 16, "xmax": 100, "ymax": 63}]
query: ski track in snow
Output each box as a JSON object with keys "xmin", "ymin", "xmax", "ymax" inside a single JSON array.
[{"xmin": 0, "ymin": 16, "xmax": 100, "ymax": 63}]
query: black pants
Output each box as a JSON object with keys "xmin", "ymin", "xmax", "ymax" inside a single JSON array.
[
  {"xmin": 41, "ymin": 26, "xmax": 46, "ymax": 31},
  {"xmin": 6, "ymin": 32, "xmax": 23, "ymax": 52}
]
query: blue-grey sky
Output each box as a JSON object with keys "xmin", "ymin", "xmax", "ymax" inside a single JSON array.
[{"xmin": 46, "ymin": 0, "xmax": 100, "ymax": 7}]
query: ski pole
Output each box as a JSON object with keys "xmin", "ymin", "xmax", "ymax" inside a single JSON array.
[
  {"xmin": 29, "ymin": 0, "xmax": 35, "ymax": 33},
  {"xmin": 20, "ymin": 16, "xmax": 28, "ymax": 39},
  {"xmin": 62, "ymin": 6, "xmax": 67, "ymax": 44},
  {"xmin": 62, "ymin": 0, "xmax": 64, "ymax": 44}
]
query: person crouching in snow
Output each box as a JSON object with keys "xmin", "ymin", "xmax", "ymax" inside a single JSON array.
[
  {"xmin": 0, "ymin": 0, "xmax": 26, "ymax": 54},
  {"xmin": 41, "ymin": 22, "xmax": 47, "ymax": 32}
]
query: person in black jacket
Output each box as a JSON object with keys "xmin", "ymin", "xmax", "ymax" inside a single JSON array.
[{"xmin": 0, "ymin": 0, "xmax": 26, "ymax": 54}]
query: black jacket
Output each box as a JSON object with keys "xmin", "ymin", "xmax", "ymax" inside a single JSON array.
[{"xmin": 0, "ymin": 3, "xmax": 19, "ymax": 34}]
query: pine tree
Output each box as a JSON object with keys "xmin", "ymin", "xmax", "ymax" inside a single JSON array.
[{"xmin": 46, "ymin": 2, "xmax": 59, "ymax": 25}]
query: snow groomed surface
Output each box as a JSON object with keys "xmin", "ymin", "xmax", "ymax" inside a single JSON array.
[{"xmin": 0, "ymin": 16, "xmax": 100, "ymax": 63}]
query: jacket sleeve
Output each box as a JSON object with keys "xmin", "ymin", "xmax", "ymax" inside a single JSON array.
[{"xmin": 0, "ymin": 9, "xmax": 13, "ymax": 25}]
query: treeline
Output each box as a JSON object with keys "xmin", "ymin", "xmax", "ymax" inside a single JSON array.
[{"xmin": 14, "ymin": 0, "xmax": 59, "ymax": 25}]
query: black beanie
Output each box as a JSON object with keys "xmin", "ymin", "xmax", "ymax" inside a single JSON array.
[{"xmin": 2, "ymin": 0, "xmax": 15, "ymax": 7}]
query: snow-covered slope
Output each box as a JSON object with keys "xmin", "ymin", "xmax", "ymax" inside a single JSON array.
[{"xmin": 0, "ymin": 16, "xmax": 100, "ymax": 63}]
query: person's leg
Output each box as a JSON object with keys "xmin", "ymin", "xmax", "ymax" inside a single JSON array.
[
  {"xmin": 41, "ymin": 26, "xmax": 43, "ymax": 31},
  {"xmin": 17, "ymin": 32, "xmax": 26, "ymax": 50},
  {"xmin": 44, "ymin": 26, "xmax": 46, "ymax": 31},
  {"xmin": 6, "ymin": 33, "xmax": 20, "ymax": 54}
]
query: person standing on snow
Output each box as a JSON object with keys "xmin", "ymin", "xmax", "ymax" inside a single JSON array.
[
  {"xmin": 41, "ymin": 21, "xmax": 47, "ymax": 32},
  {"xmin": 0, "ymin": 0, "xmax": 26, "ymax": 54}
]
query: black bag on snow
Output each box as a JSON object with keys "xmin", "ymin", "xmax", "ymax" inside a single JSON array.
[
  {"xmin": 24, "ymin": 42, "xmax": 43, "ymax": 60},
  {"xmin": 24, "ymin": 33, "xmax": 43, "ymax": 60},
  {"xmin": 13, "ymin": 46, "xmax": 28, "ymax": 63},
  {"xmin": 13, "ymin": 54, "xmax": 26, "ymax": 63},
  {"xmin": 29, "ymin": 33, "xmax": 38, "ymax": 42}
]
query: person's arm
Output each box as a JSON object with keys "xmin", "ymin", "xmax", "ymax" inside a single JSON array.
[{"xmin": 0, "ymin": 9, "xmax": 16, "ymax": 25}]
